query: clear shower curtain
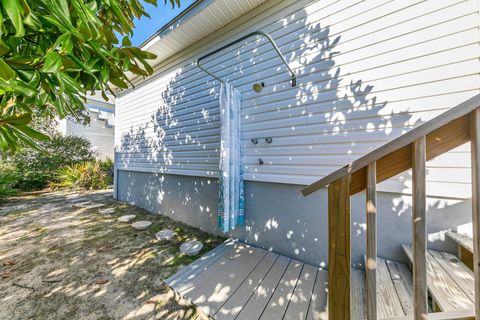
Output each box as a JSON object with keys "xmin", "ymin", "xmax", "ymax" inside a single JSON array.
[{"xmin": 218, "ymin": 82, "xmax": 244, "ymax": 232}]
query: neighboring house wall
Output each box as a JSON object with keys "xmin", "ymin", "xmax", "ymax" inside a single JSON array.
[
  {"xmin": 115, "ymin": 0, "xmax": 480, "ymax": 266},
  {"xmin": 60, "ymin": 102, "xmax": 115, "ymax": 159}
]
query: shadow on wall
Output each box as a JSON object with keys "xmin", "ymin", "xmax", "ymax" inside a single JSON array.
[{"xmin": 116, "ymin": 7, "xmax": 471, "ymax": 268}]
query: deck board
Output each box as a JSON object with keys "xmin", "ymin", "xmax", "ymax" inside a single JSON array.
[
  {"xmin": 306, "ymin": 269, "xmax": 328, "ymax": 320},
  {"xmin": 236, "ymin": 255, "xmax": 291, "ymax": 320},
  {"xmin": 175, "ymin": 242, "xmax": 259, "ymax": 295},
  {"xmin": 429, "ymin": 250, "xmax": 475, "ymax": 303},
  {"xmin": 376, "ymin": 258, "xmax": 405, "ymax": 318},
  {"xmin": 259, "ymin": 259, "xmax": 303, "ymax": 320},
  {"xmin": 181, "ymin": 243, "xmax": 267, "ymax": 315},
  {"xmin": 351, "ymin": 269, "xmax": 367, "ymax": 320},
  {"xmin": 166, "ymin": 240, "xmax": 233, "ymax": 288},
  {"xmin": 385, "ymin": 259, "xmax": 414, "ymax": 316},
  {"xmin": 283, "ymin": 264, "xmax": 318, "ymax": 320},
  {"xmin": 215, "ymin": 251, "xmax": 278, "ymax": 320}
]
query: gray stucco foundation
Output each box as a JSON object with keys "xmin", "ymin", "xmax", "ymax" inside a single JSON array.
[{"xmin": 116, "ymin": 170, "xmax": 469, "ymax": 267}]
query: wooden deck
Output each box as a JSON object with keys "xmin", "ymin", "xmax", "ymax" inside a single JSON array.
[
  {"xmin": 165, "ymin": 240, "xmax": 423, "ymax": 320},
  {"xmin": 165, "ymin": 240, "xmax": 328, "ymax": 320}
]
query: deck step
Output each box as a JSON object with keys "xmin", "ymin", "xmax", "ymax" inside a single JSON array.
[
  {"xmin": 401, "ymin": 244, "xmax": 474, "ymax": 312},
  {"xmin": 446, "ymin": 231, "xmax": 474, "ymax": 270},
  {"xmin": 446, "ymin": 231, "xmax": 473, "ymax": 253}
]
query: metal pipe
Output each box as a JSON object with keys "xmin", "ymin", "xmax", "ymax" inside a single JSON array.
[{"xmin": 196, "ymin": 30, "xmax": 297, "ymax": 87}]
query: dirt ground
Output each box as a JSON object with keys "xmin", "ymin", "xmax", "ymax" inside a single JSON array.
[{"xmin": 0, "ymin": 189, "xmax": 225, "ymax": 320}]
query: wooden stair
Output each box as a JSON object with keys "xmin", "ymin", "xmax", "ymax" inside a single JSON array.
[
  {"xmin": 402, "ymin": 244, "xmax": 475, "ymax": 313},
  {"xmin": 446, "ymin": 231, "xmax": 474, "ymax": 270},
  {"xmin": 301, "ymin": 94, "xmax": 480, "ymax": 319}
]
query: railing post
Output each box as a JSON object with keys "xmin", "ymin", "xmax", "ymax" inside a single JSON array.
[
  {"xmin": 366, "ymin": 162, "xmax": 377, "ymax": 320},
  {"xmin": 412, "ymin": 136, "xmax": 428, "ymax": 320},
  {"xmin": 470, "ymin": 108, "xmax": 480, "ymax": 318},
  {"xmin": 328, "ymin": 174, "xmax": 351, "ymax": 320}
]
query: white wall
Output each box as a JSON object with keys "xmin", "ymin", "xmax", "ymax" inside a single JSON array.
[
  {"xmin": 116, "ymin": 0, "xmax": 480, "ymax": 199},
  {"xmin": 63, "ymin": 107, "xmax": 115, "ymax": 159}
]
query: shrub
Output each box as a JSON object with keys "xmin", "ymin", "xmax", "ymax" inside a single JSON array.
[
  {"xmin": 99, "ymin": 158, "xmax": 114, "ymax": 179},
  {"xmin": 7, "ymin": 134, "xmax": 95, "ymax": 190},
  {"xmin": 0, "ymin": 164, "xmax": 18, "ymax": 201},
  {"xmin": 52, "ymin": 160, "xmax": 113, "ymax": 190}
]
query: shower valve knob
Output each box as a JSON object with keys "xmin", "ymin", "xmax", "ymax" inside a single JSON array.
[{"xmin": 251, "ymin": 138, "xmax": 259, "ymax": 145}]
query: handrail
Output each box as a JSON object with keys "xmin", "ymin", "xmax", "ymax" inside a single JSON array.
[
  {"xmin": 196, "ymin": 30, "xmax": 297, "ymax": 87},
  {"xmin": 306, "ymin": 93, "xmax": 480, "ymax": 320},
  {"xmin": 302, "ymin": 93, "xmax": 480, "ymax": 197}
]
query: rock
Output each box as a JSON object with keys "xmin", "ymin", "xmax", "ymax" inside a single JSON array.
[
  {"xmin": 99, "ymin": 208, "xmax": 115, "ymax": 214},
  {"xmin": 117, "ymin": 215, "xmax": 136, "ymax": 223},
  {"xmin": 65, "ymin": 193, "xmax": 80, "ymax": 199},
  {"xmin": 180, "ymin": 240, "xmax": 203, "ymax": 256},
  {"xmin": 131, "ymin": 221, "xmax": 152, "ymax": 230},
  {"xmin": 84, "ymin": 203, "xmax": 106, "ymax": 209},
  {"xmin": 155, "ymin": 229, "xmax": 176, "ymax": 241},
  {"xmin": 74, "ymin": 201, "xmax": 92, "ymax": 207}
]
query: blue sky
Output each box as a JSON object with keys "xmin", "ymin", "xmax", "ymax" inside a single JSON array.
[{"xmin": 130, "ymin": 0, "xmax": 196, "ymax": 47}]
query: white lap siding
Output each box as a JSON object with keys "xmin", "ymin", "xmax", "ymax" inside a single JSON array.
[{"xmin": 116, "ymin": 0, "xmax": 480, "ymax": 198}]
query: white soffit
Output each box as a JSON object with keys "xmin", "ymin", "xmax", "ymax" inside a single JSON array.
[{"xmin": 138, "ymin": 0, "xmax": 268, "ymax": 73}]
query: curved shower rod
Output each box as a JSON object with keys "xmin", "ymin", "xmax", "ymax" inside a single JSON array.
[{"xmin": 196, "ymin": 31, "xmax": 297, "ymax": 87}]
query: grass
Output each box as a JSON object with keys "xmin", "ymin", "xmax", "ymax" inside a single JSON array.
[{"xmin": 0, "ymin": 189, "xmax": 224, "ymax": 320}]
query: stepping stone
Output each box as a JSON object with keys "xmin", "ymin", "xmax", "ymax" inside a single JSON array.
[
  {"xmin": 85, "ymin": 203, "xmax": 105, "ymax": 209},
  {"xmin": 180, "ymin": 240, "xmax": 203, "ymax": 256},
  {"xmin": 118, "ymin": 215, "xmax": 136, "ymax": 223},
  {"xmin": 66, "ymin": 193, "xmax": 80, "ymax": 199},
  {"xmin": 74, "ymin": 201, "xmax": 92, "ymax": 207},
  {"xmin": 132, "ymin": 221, "xmax": 152, "ymax": 230},
  {"xmin": 99, "ymin": 208, "xmax": 115, "ymax": 214},
  {"xmin": 156, "ymin": 229, "xmax": 176, "ymax": 241}
]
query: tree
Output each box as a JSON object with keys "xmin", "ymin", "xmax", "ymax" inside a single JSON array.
[{"xmin": 0, "ymin": 0, "xmax": 179, "ymax": 152}]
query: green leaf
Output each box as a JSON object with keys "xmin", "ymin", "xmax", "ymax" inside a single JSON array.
[
  {"xmin": 0, "ymin": 41, "xmax": 9, "ymax": 56},
  {"xmin": 129, "ymin": 64, "xmax": 148, "ymax": 76},
  {"xmin": 19, "ymin": 0, "xmax": 41, "ymax": 30},
  {"xmin": 0, "ymin": 0, "xmax": 168, "ymax": 152},
  {"xmin": 0, "ymin": 0, "xmax": 25, "ymax": 37},
  {"xmin": 14, "ymin": 124, "xmax": 49, "ymax": 141},
  {"xmin": 0, "ymin": 58, "xmax": 15, "ymax": 80},
  {"xmin": 0, "ymin": 127, "xmax": 16, "ymax": 151},
  {"xmin": 42, "ymin": 51, "xmax": 62, "ymax": 73},
  {"xmin": 1, "ymin": 112, "xmax": 31, "ymax": 125},
  {"xmin": 54, "ymin": 33, "xmax": 74, "ymax": 54},
  {"xmin": 0, "ymin": 5, "xmax": 4, "ymax": 35},
  {"xmin": 122, "ymin": 36, "xmax": 132, "ymax": 47},
  {"xmin": 109, "ymin": 77, "xmax": 128, "ymax": 89},
  {"xmin": 9, "ymin": 78, "xmax": 37, "ymax": 96},
  {"xmin": 5, "ymin": 56, "xmax": 35, "ymax": 69},
  {"xmin": 100, "ymin": 64, "xmax": 109, "ymax": 82}
]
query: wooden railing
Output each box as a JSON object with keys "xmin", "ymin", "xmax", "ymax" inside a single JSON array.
[{"xmin": 302, "ymin": 94, "xmax": 480, "ymax": 320}]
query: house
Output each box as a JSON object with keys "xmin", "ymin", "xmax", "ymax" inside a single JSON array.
[
  {"xmin": 58, "ymin": 93, "xmax": 115, "ymax": 159},
  {"xmin": 114, "ymin": 0, "xmax": 480, "ymax": 318}
]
